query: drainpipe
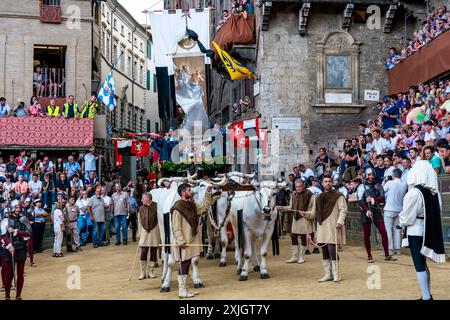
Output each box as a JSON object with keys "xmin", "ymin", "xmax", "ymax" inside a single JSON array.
[
  {"xmin": 111, "ymin": 5, "xmax": 117, "ymax": 66},
  {"xmin": 75, "ymin": 37, "xmax": 79, "ymax": 99},
  {"xmin": 131, "ymin": 26, "xmax": 138, "ymax": 131},
  {"xmin": 3, "ymin": 35, "xmax": 7, "ymax": 98}
]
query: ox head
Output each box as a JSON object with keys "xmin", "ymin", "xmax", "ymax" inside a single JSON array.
[
  {"xmin": 192, "ymin": 176, "xmax": 227, "ymax": 206},
  {"xmin": 251, "ymin": 180, "xmax": 287, "ymax": 219}
]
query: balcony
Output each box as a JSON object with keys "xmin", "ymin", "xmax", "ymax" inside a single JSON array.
[
  {"xmin": 0, "ymin": 117, "xmax": 94, "ymax": 149},
  {"xmin": 40, "ymin": 1, "xmax": 62, "ymax": 24},
  {"xmin": 388, "ymin": 31, "xmax": 450, "ymax": 94}
]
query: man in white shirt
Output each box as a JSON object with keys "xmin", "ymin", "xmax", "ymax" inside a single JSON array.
[
  {"xmin": 307, "ymin": 178, "xmax": 322, "ymax": 196},
  {"xmin": 408, "ymin": 147, "xmax": 421, "ymax": 164},
  {"xmin": 101, "ymin": 187, "xmax": 113, "ymax": 245},
  {"xmin": 53, "ymin": 203, "xmax": 65, "ymax": 257},
  {"xmin": 423, "ymin": 121, "xmax": 437, "ymax": 146},
  {"xmin": 299, "ymin": 164, "xmax": 314, "ymax": 180},
  {"xmin": 438, "ymin": 117, "xmax": 449, "ymax": 138},
  {"xmin": 383, "ymin": 169, "xmax": 407, "ymax": 255},
  {"xmin": 381, "ymin": 129, "xmax": 398, "ymax": 152},
  {"xmin": 28, "ymin": 173, "xmax": 42, "ymax": 199},
  {"xmin": 371, "ymin": 129, "xmax": 385, "ymax": 155},
  {"xmin": 401, "ymin": 157, "xmax": 412, "ymax": 184}
]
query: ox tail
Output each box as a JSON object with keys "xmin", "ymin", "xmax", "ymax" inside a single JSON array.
[
  {"xmin": 163, "ymin": 212, "xmax": 171, "ymax": 254},
  {"xmin": 237, "ymin": 209, "xmax": 244, "ymax": 252},
  {"xmin": 271, "ymin": 212, "xmax": 280, "ymax": 256}
]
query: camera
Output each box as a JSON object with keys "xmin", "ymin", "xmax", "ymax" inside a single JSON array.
[{"xmin": 386, "ymin": 176, "xmax": 393, "ymax": 181}]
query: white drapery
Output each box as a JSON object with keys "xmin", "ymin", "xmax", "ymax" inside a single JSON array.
[{"xmin": 148, "ymin": 9, "xmax": 210, "ymax": 75}]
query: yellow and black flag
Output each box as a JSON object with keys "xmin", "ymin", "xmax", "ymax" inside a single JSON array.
[{"xmin": 212, "ymin": 41, "xmax": 257, "ymax": 80}]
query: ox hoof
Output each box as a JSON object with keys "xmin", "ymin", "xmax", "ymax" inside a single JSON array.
[
  {"xmin": 219, "ymin": 261, "xmax": 227, "ymax": 267},
  {"xmin": 206, "ymin": 253, "xmax": 214, "ymax": 260},
  {"xmin": 214, "ymin": 253, "xmax": 221, "ymax": 259},
  {"xmin": 239, "ymin": 275, "xmax": 248, "ymax": 281},
  {"xmin": 260, "ymin": 273, "xmax": 270, "ymax": 279},
  {"xmin": 160, "ymin": 287, "xmax": 170, "ymax": 293},
  {"xmin": 194, "ymin": 282, "xmax": 204, "ymax": 289},
  {"xmin": 253, "ymin": 265, "xmax": 261, "ymax": 272},
  {"xmin": 236, "ymin": 268, "xmax": 242, "ymax": 275}
]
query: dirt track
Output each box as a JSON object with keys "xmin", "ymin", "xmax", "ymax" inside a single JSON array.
[{"xmin": 21, "ymin": 237, "xmax": 450, "ymax": 300}]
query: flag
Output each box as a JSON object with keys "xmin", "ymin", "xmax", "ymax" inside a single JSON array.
[
  {"xmin": 258, "ymin": 129, "xmax": 268, "ymax": 158},
  {"xmin": 113, "ymin": 140, "xmax": 123, "ymax": 166},
  {"xmin": 97, "ymin": 72, "xmax": 116, "ymax": 111},
  {"xmin": 131, "ymin": 140, "xmax": 150, "ymax": 157},
  {"xmin": 212, "ymin": 41, "xmax": 257, "ymax": 81},
  {"xmin": 229, "ymin": 117, "xmax": 260, "ymax": 148}
]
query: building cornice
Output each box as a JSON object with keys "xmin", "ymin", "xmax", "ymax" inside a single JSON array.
[
  {"xmin": 0, "ymin": 12, "xmax": 94, "ymax": 22},
  {"xmin": 100, "ymin": 53, "xmax": 147, "ymax": 92}
]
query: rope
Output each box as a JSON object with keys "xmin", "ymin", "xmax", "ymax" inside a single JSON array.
[
  {"xmin": 207, "ymin": 192, "xmax": 234, "ymax": 236},
  {"xmin": 342, "ymin": 245, "xmax": 450, "ymax": 271},
  {"xmin": 306, "ymin": 228, "xmax": 341, "ymax": 283},
  {"xmin": 127, "ymin": 244, "xmax": 140, "ymax": 281}
]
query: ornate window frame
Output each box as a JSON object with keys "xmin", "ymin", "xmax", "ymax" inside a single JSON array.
[{"xmin": 314, "ymin": 31, "xmax": 364, "ymax": 113}]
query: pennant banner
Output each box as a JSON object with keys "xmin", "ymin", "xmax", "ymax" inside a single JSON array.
[{"xmin": 212, "ymin": 41, "xmax": 256, "ymax": 81}]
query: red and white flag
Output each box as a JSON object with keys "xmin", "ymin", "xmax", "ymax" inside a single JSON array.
[
  {"xmin": 229, "ymin": 117, "xmax": 260, "ymax": 148},
  {"xmin": 131, "ymin": 140, "xmax": 150, "ymax": 157}
]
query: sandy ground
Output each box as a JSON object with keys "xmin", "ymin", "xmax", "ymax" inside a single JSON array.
[{"xmin": 19, "ymin": 237, "xmax": 450, "ymax": 300}]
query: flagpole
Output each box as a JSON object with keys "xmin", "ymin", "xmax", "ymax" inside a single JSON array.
[{"xmin": 96, "ymin": 51, "xmax": 124, "ymax": 97}]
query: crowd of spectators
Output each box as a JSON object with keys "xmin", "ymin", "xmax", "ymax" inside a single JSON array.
[
  {"xmin": 216, "ymin": 0, "xmax": 254, "ymax": 31},
  {"xmin": 279, "ymin": 73, "xmax": 450, "ymax": 259},
  {"xmin": 0, "ymin": 148, "xmax": 153, "ymax": 264},
  {"xmin": 0, "ymin": 95, "xmax": 100, "ymax": 119},
  {"xmin": 386, "ymin": 5, "xmax": 449, "ymax": 69}
]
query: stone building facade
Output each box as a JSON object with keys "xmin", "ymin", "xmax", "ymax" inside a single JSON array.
[
  {"xmin": 206, "ymin": 0, "xmax": 433, "ymax": 175},
  {"xmin": 93, "ymin": 0, "xmax": 160, "ymax": 172},
  {"xmin": 0, "ymin": 0, "xmax": 92, "ymax": 105}
]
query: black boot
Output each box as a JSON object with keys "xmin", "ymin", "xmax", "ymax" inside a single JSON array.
[
  {"xmin": 123, "ymin": 240, "xmax": 128, "ymax": 245},
  {"xmin": 305, "ymin": 249, "xmax": 311, "ymax": 255},
  {"xmin": 313, "ymin": 247, "xmax": 320, "ymax": 254}
]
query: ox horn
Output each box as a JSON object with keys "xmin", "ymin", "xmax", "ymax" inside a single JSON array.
[
  {"xmin": 226, "ymin": 171, "xmax": 243, "ymax": 178},
  {"xmin": 243, "ymin": 173, "xmax": 256, "ymax": 180},
  {"xmin": 251, "ymin": 181, "xmax": 260, "ymax": 188},
  {"xmin": 276, "ymin": 182, "xmax": 287, "ymax": 188},
  {"xmin": 187, "ymin": 172, "xmax": 199, "ymax": 184},
  {"xmin": 157, "ymin": 178, "xmax": 169, "ymax": 187},
  {"xmin": 213, "ymin": 175, "xmax": 228, "ymax": 187}
]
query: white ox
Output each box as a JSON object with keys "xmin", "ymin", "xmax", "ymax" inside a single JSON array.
[
  {"xmin": 214, "ymin": 172, "xmax": 284, "ymax": 280},
  {"xmin": 150, "ymin": 175, "xmax": 224, "ymax": 292}
]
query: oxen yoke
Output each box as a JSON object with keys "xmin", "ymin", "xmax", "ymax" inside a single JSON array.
[{"xmin": 220, "ymin": 181, "xmax": 256, "ymax": 193}]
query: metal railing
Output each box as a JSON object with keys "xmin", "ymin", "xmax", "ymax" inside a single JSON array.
[
  {"xmin": 42, "ymin": 0, "xmax": 61, "ymax": 6},
  {"xmin": 33, "ymin": 67, "xmax": 66, "ymax": 98}
]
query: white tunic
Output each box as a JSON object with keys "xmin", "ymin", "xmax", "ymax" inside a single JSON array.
[{"xmin": 399, "ymin": 188, "xmax": 425, "ymax": 237}]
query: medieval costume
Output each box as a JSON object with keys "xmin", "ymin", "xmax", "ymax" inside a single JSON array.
[
  {"xmin": 171, "ymin": 188, "xmax": 214, "ymax": 298},
  {"xmin": 137, "ymin": 201, "xmax": 161, "ymax": 280},
  {"xmin": 0, "ymin": 204, "xmax": 32, "ymax": 300},
  {"xmin": 358, "ymin": 169, "xmax": 394, "ymax": 262},
  {"xmin": 399, "ymin": 160, "xmax": 446, "ymax": 300},
  {"xmin": 304, "ymin": 188, "xmax": 347, "ymax": 282},
  {"xmin": 279, "ymin": 189, "xmax": 315, "ymax": 264}
]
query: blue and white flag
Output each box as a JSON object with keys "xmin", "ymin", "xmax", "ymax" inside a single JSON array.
[{"xmin": 97, "ymin": 72, "xmax": 116, "ymax": 111}]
